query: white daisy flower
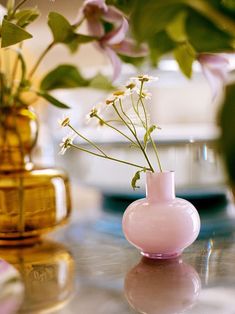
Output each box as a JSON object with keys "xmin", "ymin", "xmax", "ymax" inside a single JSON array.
[
  {"xmin": 112, "ymin": 89, "xmax": 129, "ymax": 101},
  {"xmin": 105, "ymin": 96, "xmax": 117, "ymax": 105},
  {"xmin": 58, "ymin": 115, "xmax": 70, "ymax": 127},
  {"xmin": 136, "ymin": 88, "xmax": 152, "ymax": 100},
  {"xmin": 86, "ymin": 105, "xmax": 103, "ymax": 124},
  {"xmin": 131, "ymin": 74, "xmax": 158, "ymax": 83},
  {"xmin": 59, "ymin": 132, "xmax": 76, "ymax": 155}
]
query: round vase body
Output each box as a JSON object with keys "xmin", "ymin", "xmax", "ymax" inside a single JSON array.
[
  {"xmin": 0, "ymin": 107, "xmax": 71, "ymax": 245},
  {"xmin": 122, "ymin": 172, "xmax": 200, "ymax": 259}
]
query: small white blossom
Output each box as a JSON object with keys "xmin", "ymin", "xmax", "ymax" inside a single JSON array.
[
  {"xmin": 112, "ymin": 89, "xmax": 128, "ymax": 101},
  {"xmin": 86, "ymin": 105, "xmax": 102, "ymax": 124},
  {"xmin": 125, "ymin": 80, "xmax": 137, "ymax": 94},
  {"xmin": 58, "ymin": 115, "xmax": 70, "ymax": 127},
  {"xmin": 105, "ymin": 96, "xmax": 117, "ymax": 105},
  {"xmin": 59, "ymin": 132, "xmax": 76, "ymax": 155},
  {"xmin": 131, "ymin": 74, "xmax": 158, "ymax": 82},
  {"xmin": 137, "ymin": 88, "xmax": 152, "ymax": 100}
]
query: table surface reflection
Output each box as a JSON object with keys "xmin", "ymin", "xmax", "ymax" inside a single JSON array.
[{"xmin": 2, "ymin": 195, "xmax": 235, "ymax": 314}]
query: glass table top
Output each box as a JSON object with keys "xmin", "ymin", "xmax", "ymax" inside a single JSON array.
[{"xmin": 1, "ymin": 189, "xmax": 235, "ymax": 314}]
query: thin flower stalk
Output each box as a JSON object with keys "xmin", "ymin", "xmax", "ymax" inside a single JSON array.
[
  {"xmin": 118, "ymin": 98, "xmax": 137, "ymax": 136},
  {"xmin": 69, "ymin": 143, "xmax": 151, "ymax": 171},
  {"xmin": 112, "ymin": 101, "xmax": 155, "ymax": 172},
  {"xmin": 95, "ymin": 113, "xmax": 139, "ymax": 148},
  {"xmin": 68, "ymin": 123, "xmax": 108, "ymax": 157},
  {"xmin": 139, "ymin": 82, "xmax": 162, "ymax": 172}
]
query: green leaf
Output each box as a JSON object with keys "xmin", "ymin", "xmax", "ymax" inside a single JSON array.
[
  {"xmin": 1, "ymin": 18, "xmax": 32, "ymax": 48},
  {"xmin": 67, "ymin": 34, "xmax": 95, "ymax": 53},
  {"xmin": 222, "ymin": 0, "xmax": 235, "ymax": 11},
  {"xmin": 219, "ymin": 82, "xmax": 235, "ymax": 184},
  {"xmin": 15, "ymin": 8, "xmax": 40, "ymax": 28},
  {"xmin": 48, "ymin": 12, "xmax": 95, "ymax": 53},
  {"xmin": 48, "ymin": 12, "xmax": 75, "ymax": 43},
  {"xmin": 144, "ymin": 125, "xmax": 157, "ymax": 148},
  {"xmin": 40, "ymin": 65, "xmax": 89, "ymax": 91},
  {"xmin": 149, "ymin": 31, "xmax": 176, "ymax": 66},
  {"xmin": 166, "ymin": 11, "xmax": 188, "ymax": 42},
  {"xmin": 186, "ymin": 12, "xmax": 234, "ymax": 52},
  {"xmin": 89, "ymin": 73, "xmax": 114, "ymax": 90},
  {"xmin": 131, "ymin": 168, "xmax": 146, "ymax": 190},
  {"xmin": 37, "ymin": 91, "xmax": 70, "ymax": 109},
  {"xmin": 174, "ymin": 42, "xmax": 196, "ymax": 78},
  {"xmin": 132, "ymin": 2, "xmax": 184, "ymax": 42}
]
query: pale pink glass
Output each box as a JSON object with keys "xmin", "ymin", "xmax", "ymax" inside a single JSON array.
[
  {"xmin": 122, "ymin": 171, "xmax": 201, "ymax": 259},
  {"xmin": 124, "ymin": 257, "xmax": 201, "ymax": 314}
]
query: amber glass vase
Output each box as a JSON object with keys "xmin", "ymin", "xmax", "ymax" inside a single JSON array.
[{"xmin": 0, "ymin": 106, "xmax": 71, "ymax": 245}]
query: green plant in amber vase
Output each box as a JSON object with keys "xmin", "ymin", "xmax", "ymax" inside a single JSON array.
[{"xmin": 0, "ymin": 0, "xmax": 147, "ymax": 244}]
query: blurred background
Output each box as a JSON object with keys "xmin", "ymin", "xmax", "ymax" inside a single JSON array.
[{"xmin": 0, "ymin": 0, "xmax": 228, "ymax": 211}]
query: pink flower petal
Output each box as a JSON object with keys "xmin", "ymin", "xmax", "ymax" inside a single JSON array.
[
  {"xmin": 102, "ymin": 5, "xmax": 125, "ymax": 24},
  {"xmin": 83, "ymin": 0, "xmax": 107, "ymax": 12},
  {"xmin": 198, "ymin": 54, "xmax": 229, "ymax": 66},
  {"xmin": 102, "ymin": 17, "xmax": 129, "ymax": 45},
  {"xmin": 198, "ymin": 54, "xmax": 229, "ymax": 99},
  {"xmin": 112, "ymin": 39, "xmax": 148, "ymax": 57},
  {"xmin": 87, "ymin": 18, "xmax": 104, "ymax": 37},
  {"xmin": 77, "ymin": 0, "xmax": 107, "ymax": 37},
  {"xmin": 105, "ymin": 46, "xmax": 122, "ymax": 81}
]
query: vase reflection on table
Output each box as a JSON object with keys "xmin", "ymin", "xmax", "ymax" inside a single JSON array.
[
  {"xmin": 0, "ymin": 240, "xmax": 75, "ymax": 313},
  {"xmin": 125, "ymin": 257, "xmax": 201, "ymax": 314}
]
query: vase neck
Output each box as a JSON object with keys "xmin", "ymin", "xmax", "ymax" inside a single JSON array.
[
  {"xmin": 0, "ymin": 107, "xmax": 38, "ymax": 172},
  {"xmin": 146, "ymin": 171, "xmax": 175, "ymax": 202}
]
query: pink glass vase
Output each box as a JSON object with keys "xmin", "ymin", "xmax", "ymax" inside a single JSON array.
[{"xmin": 122, "ymin": 171, "xmax": 200, "ymax": 259}]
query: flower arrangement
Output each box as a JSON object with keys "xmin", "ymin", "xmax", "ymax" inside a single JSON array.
[
  {"xmin": 59, "ymin": 74, "xmax": 163, "ymax": 189},
  {"xmin": 0, "ymin": 0, "xmax": 145, "ymax": 109}
]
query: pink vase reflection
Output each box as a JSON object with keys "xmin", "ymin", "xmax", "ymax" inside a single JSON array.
[
  {"xmin": 122, "ymin": 171, "xmax": 201, "ymax": 259},
  {"xmin": 125, "ymin": 257, "xmax": 201, "ymax": 314}
]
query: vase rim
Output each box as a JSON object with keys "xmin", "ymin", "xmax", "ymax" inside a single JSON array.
[{"xmin": 146, "ymin": 170, "xmax": 174, "ymax": 174}]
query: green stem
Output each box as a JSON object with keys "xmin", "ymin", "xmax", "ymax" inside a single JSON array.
[
  {"xmin": 139, "ymin": 91, "xmax": 163, "ymax": 172},
  {"xmin": 118, "ymin": 99, "xmax": 137, "ymax": 135},
  {"xmin": 112, "ymin": 102, "xmax": 154, "ymax": 172},
  {"xmin": 29, "ymin": 42, "xmax": 55, "ymax": 78},
  {"xmin": 70, "ymin": 143, "xmax": 150, "ymax": 170},
  {"xmin": 11, "ymin": 0, "xmax": 28, "ymax": 16},
  {"xmin": 11, "ymin": 43, "xmax": 23, "ymax": 91},
  {"xmin": 96, "ymin": 114, "xmax": 139, "ymax": 148},
  {"xmin": 131, "ymin": 93, "xmax": 146, "ymax": 128},
  {"xmin": 68, "ymin": 124, "xmax": 108, "ymax": 157},
  {"xmin": 13, "ymin": 112, "xmax": 25, "ymax": 235},
  {"xmin": 139, "ymin": 93, "xmax": 149, "ymax": 130},
  {"xmin": 149, "ymin": 135, "xmax": 163, "ymax": 172}
]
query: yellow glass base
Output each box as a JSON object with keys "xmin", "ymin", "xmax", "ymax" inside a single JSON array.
[{"xmin": 0, "ymin": 167, "xmax": 71, "ymax": 244}]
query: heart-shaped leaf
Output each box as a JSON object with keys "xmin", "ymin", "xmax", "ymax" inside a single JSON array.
[
  {"xmin": 174, "ymin": 42, "xmax": 196, "ymax": 78},
  {"xmin": 48, "ymin": 12, "xmax": 74, "ymax": 43},
  {"xmin": 1, "ymin": 18, "xmax": 32, "ymax": 47},
  {"xmin": 40, "ymin": 65, "xmax": 89, "ymax": 91}
]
